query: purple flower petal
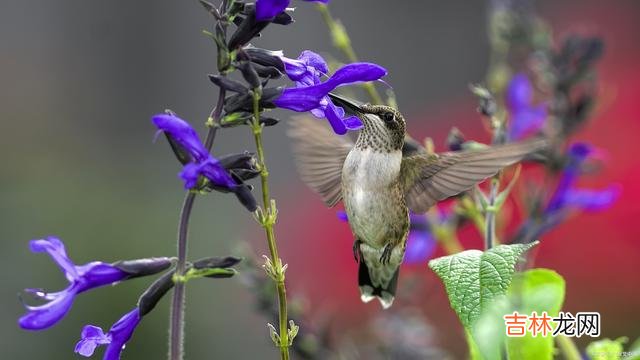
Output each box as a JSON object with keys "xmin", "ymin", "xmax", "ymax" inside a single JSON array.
[
  {"xmin": 506, "ymin": 73, "xmax": 548, "ymax": 140},
  {"xmin": 404, "ymin": 230, "xmax": 436, "ymax": 264},
  {"xmin": 506, "ymin": 73, "xmax": 533, "ymax": 111},
  {"xmin": 152, "ymin": 114, "xmax": 209, "ymax": 161},
  {"xmin": 508, "ymin": 104, "xmax": 546, "ymax": 140},
  {"xmin": 546, "ymin": 142, "xmax": 594, "ymax": 213},
  {"xmin": 152, "ymin": 113, "xmax": 237, "ymax": 190},
  {"xmin": 274, "ymin": 62, "xmax": 387, "ymax": 112},
  {"xmin": 19, "ymin": 286, "xmax": 77, "ymax": 330},
  {"xmin": 282, "ymin": 50, "xmax": 328, "ymax": 82},
  {"xmin": 19, "ymin": 238, "xmax": 129, "ymax": 330},
  {"xmin": 563, "ymin": 184, "xmax": 621, "ymax": 212},
  {"xmin": 255, "ymin": 0, "xmax": 329, "ymax": 21},
  {"xmin": 76, "ymin": 308, "xmax": 141, "ymax": 360},
  {"xmin": 255, "ymin": 0, "xmax": 290, "ymax": 21},
  {"xmin": 75, "ymin": 262, "xmax": 129, "ymax": 294},
  {"xmin": 29, "ymin": 237, "xmax": 78, "ymax": 281},
  {"xmin": 75, "ymin": 325, "xmax": 110, "ymax": 357}
]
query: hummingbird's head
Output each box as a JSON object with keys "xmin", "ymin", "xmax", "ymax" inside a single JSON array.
[
  {"xmin": 356, "ymin": 104, "xmax": 406, "ymax": 152},
  {"xmin": 328, "ymin": 93, "xmax": 406, "ymax": 152}
]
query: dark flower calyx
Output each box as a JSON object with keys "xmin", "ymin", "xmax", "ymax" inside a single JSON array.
[
  {"xmin": 228, "ymin": 8, "xmax": 269, "ymax": 50},
  {"xmin": 113, "ymin": 257, "xmax": 173, "ymax": 278},
  {"xmin": 446, "ymin": 127, "xmax": 466, "ymax": 151},
  {"xmin": 243, "ymin": 47, "xmax": 286, "ymax": 72},
  {"xmin": 237, "ymin": 60, "xmax": 262, "ymax": 90},
  {"xmin": 193, "ymin": 256, "xmax": 242, "ymax": 270},
  {"xmin": 219, "ymin": 151, "xmax": 260, "ymax": 181},
  {"xmin": 209, "ymin": 74, "xmax": 249, "ymax": 93},
  {"xmin": 224, "ymin": 87, "xmax": 283, "ymax": 113}
]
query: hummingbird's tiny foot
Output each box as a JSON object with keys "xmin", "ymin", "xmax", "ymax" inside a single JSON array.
[
  {"xmin": 352, "ymin": 239, "xmax": 362, "ymax": 263},
  {"xmin": 379, "ymin": 244, "xmax": 393, "ymax": 265}
]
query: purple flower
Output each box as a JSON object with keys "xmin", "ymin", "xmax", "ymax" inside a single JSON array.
[
  {"xmin": 506, "ymin": 73, "xmax": 547, "ymax": 140},
  {"xmin": 255, "ymin": 0, "xmax": 329, "ymax": 22},
  {"xmin": 337, "ymin": 211, "xmax": 436, "ymax": 264},
  {"xmin": 546, "ymin": 143, "xmax": 620, "ymax": 214},
  {"xmin": 152, "ymin": 113, "xmax": 237, "ymax": 190},
  {"xmin": 75, "ymin": 308, "xmax": 141, "ymax": 360},
  {"xmin": 275, "ymin": 53, "xmax": 387, "ymax": 134},
  {"xmin": 19, "ymin": 237, "xmax": 129, "ymax": 330}
]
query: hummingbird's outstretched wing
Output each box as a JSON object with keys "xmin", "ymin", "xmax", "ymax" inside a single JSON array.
[
  {"xmin": 287, "ymin": 116, "xmax": 354, "ymax": 207},
  {"xmin": 400, "ymin": 138, "xmax": 547, "ymax": 213}
]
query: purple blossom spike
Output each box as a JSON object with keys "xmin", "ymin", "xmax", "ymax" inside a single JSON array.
[
  {"xmin": 337, "ymin": 211, "xmax": 437, "ymax": 264},
  {"xmin": 255, "ymin": 0, "xmax": 329, "ymax": 22},
  {"xmin": 274, "ymin": 57, "xmax": 387, "ymax": 134},
  {"xmin": 506, "ymin": 73, "xmax": 547, "ymax": 140},
  {"xmin": 19, "ymin": 237, "xmax": 129, "ymax": 330},
  {"xmin": 152, "ymin": 113, "xmax": 237, "ymax": 190},
  {"xmin": 546, "ymin": 143, "xmax": 620, "ymax": 214},
  {"xmin": 75, "ymin": 308, "xmax": 141, "ymax": 360}
]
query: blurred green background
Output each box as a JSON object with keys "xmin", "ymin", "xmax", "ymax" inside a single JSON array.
[{"xmin": 2, "ymin": 0, "xmax": 639, "ymax": 359}]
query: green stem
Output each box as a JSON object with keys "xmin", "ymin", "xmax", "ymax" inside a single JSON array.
[
  {"xmin": 251, "ymin": 93, "xmax": 290, "ymax": 360},
  {"xmin": 316, "ymin": 4, "xmax": 383, "ymax": 105},
  {"xmin": 427, "ymin": 210, "xmax": 463, "ymax": 255},
  {"xmin": 556, "ymin": 335, "xmax": 582, "ymax": 360},
  {"xmin": 485, "ymin": 179, "xmax": 499, "ymax": 249}
]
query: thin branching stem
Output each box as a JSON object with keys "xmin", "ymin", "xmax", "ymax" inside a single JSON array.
[
  {"xmin": 169, "ymin": 192, "xmax": 196, "ymax": 360},
  {"xmin": 485, "ymin": 179, "xmax": 499, "ymax": 249},
  {"xmin": 251, "ymin": 93, "xmax": 290, "ymax": 360},
  {"xmin": 168, "ymin": 84, "xmax": 226, "ymax": 360}
]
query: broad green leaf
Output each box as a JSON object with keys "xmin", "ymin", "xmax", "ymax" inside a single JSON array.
[
  {"xmin": 466, "ymin": 329, "xmax": 484, "ymax": 360},
  {"xmin": 506, "ymin": 269, "xmax": 565, "ymax": 360},
  {"xmin": 428, "ymin": 242, "xmax": 538, "ymax": 329},
  {"xmin": 469, "ymin": 268, "xmax": 565, "ymax": 360},
  {"xmin": 586, "ymin": 337, "xmax": 628, "ymax": 360}
]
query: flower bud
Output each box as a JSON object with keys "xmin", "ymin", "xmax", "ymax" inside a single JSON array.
[
  {"xmin": 228, "ymin": 8, "xmax": 269, "ymax": 50},
  {"xmin": 137, "ymin": 271, "xmax": 174, "ymax": 316},
  {"xmin": 238, "ymin": 61, "xmax": 262, "ymax": 91},
  {"xmin": 209, "ymin": 74, "xmax": 249, "ymax": 93},
  {"xmin": 113, "ymin": 257, "xmax": 173, "ymax": 278}
]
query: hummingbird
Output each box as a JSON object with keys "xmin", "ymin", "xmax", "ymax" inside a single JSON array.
[{"xmin": 287, "ymin": 95, "xmax": 547, "ymax": 309}]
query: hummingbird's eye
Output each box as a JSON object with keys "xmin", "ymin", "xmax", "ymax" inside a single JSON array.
[{"xmin": 382, "ymin": 112, "xmax": 395, "ymax": 123}]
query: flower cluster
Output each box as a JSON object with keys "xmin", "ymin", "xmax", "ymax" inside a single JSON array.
[
  {"xmin": 506, "ymin": 73, "xmax": 547, "ymax": 141},
  {"xmin": 206, "ymin": 0, "xmax": 386, "ymax": 135},
  {"xmin": 18, "ymin": 237, "xmax": 171, "ymax": 331},
  {"xmin": 152, "ymin": 112, "xmax": 259, "ymax": 212},
  {"xmin": 18, "ymin": 236, "xmax": 240, "ymax": 359}
]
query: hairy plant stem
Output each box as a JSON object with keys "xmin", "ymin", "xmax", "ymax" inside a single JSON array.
[
  {"xmin": 251, "ymin": 93, "xmax": 290, "ymax": 360},
  {"xmin": 168, "ymin": 84, "xmax": 225, "ymax": 360},
  {"xmin": 485, "ymin": 179, "xmax": 499, "ymax": 249},
  {"xmin": 316, "ymin": 4, "xmax": 383, "ymax": 105},
  {"xmin": 169, "ymin": 192, "xmax": 195, "ymax": 360}
]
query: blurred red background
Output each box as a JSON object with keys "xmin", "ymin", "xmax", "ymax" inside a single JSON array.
[{"xmin": 276, "ymin": 1, "xmax": 640, "ymax": 356}]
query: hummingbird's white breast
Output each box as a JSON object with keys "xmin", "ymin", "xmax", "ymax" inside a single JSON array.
[{"xmin": 342, "ymin": 148, "xmax": 403, "ymax": 247}]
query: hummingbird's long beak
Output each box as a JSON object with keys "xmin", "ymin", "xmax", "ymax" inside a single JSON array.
[{"xmin": 328, "ymin": 93, "xmax": 364, "ymax": 115}]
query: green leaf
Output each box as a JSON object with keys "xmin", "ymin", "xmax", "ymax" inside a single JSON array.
[
  {"xmin": 506, "ymin": 269, "xmax": 566, "ymax": 360},
  {"xmin": 428, "ymin": 242, "xmax": 538, "ymax": 329},
  {"xmin": 470, "ymin": 268, "xmax": 566, "ymax": 360},
  {"xmin": 628, "ymin": 337, "xmax": 640, "ymax": 360},
  {"xmin": 586, "ymin": 337, "xmax": 628, "ymax": 360}
]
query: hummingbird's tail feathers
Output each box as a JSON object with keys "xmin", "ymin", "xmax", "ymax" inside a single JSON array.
[{"xmin": 358, "ymin": 255, "xmax": 399, "ymax": 310}]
